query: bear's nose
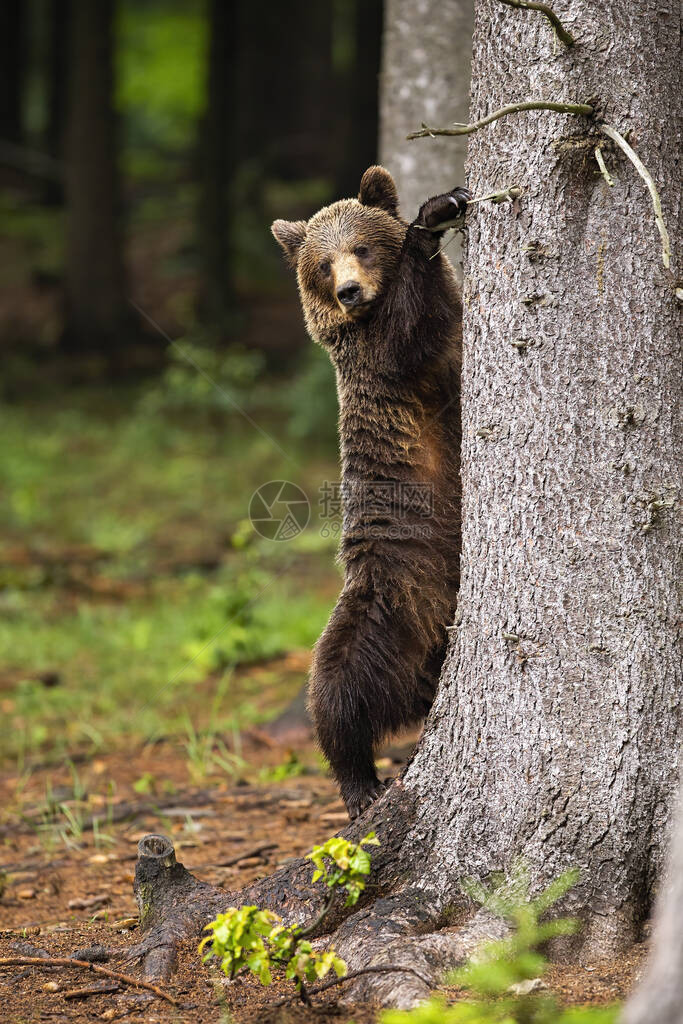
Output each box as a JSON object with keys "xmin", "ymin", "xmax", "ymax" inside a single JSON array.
[{"xmin": 336, "ymin": 281, "xmax": 362, "ymax": 307}]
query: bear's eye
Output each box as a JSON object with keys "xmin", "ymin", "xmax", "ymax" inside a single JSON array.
[
  {"xmin": 319, "ymin": 260, "xmax": 331, "ymax": 276},
  {"xmin": 354, "ymin": 246, "xmax": 369, "ymax": 258}
]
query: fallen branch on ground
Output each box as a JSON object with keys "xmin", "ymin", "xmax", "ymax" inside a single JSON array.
[
  {"xmin": 188, "ymin": 842, "xmax": 277, "ymax": 871},
  {"xmin": 0, "ymin": 957, "xmax": 178, "ymax": 1006},
  {"xmin": 62, "ymin": 982, "xmax": 120, "ymax": 999}
]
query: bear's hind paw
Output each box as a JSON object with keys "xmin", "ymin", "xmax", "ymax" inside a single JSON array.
[{"xmin": 343, "ymin": 778, "xmax": 388, "ymax": 820}]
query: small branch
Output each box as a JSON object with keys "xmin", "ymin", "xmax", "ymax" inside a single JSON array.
[
  {"xmin": 601, "ymin": 124, "xmax": 672, "ymax": 270},
  {"xmin": 297, "ymin": 892, "xmax": 336, "ymax": 938},
  {"xmin": 407, "ymin": 100, "xmax": 593, "ymax": 140},
  {"xmin": 0, "ymin": 957, "xmax": 178, "ymax": 1006},
  {"xmin": 429, "ymin": 231, "xmax": 462, "ymax": 260},
  {"xmin": 428, "ymin": 186, "xmax": 523, "ymax": 259},
  {"xmin": 271, "ymin": 964, "xmax": 434, "ymax": 1007},
  {"xmin": 468, "ymin": 185, "xmax": 523, "ymax": 205},
  {"xmin": 496, "ymin": 0, "xmax": 575, "ymax": 47},
  {"xmin": 594, "ymin": 147, "xmax": 615, "ymax": 187}
]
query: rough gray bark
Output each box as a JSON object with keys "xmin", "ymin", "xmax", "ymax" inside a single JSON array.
[
  {"xmin": 622, "ymin": 783, "xmax": 683, "ymax": 1024},
  {"xmin": 126, "ymin": 0, "xmax": 681, "ymax": 1009},
  {"xmin": 380, "ymin": 0, "xmax": 474, "ymax": 220},
  {"xmin": 403, "ymin": 0, "xmax": 682, "ymax": 955}
]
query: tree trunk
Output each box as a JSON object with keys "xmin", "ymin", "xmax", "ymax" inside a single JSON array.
[
  {"xmin": 335, "ymin": 0, "xmax": 384, "ymax": 198},
  {"xmin": 380, "ymin": 0, "xmax": 474, "ymax": 220},
  {"xmin": 124, "ymin": 0, "xmax": 681, "ymax": 1009},
  {"xmin": 236, "ymin": 0, "xmax": 334, "ymax": 181},
  {"xmin": 623, "ymin": 781, "xmax": 683, "ymax": 1024},
  {"xmin": 408, "ymin": 0, "xmax": 682, "ymax": 956},
  {"xmin": 197, "ymin": 0, "xmax": 237, "ymax": 331},
  {"xmin": 43, "ymin": 0, "xmax": 70, "ymax": 206},
  {"xmin": 0, "ymin": 0, "xmax": 25, "ymax": 147},
  {"xmin": 62, "ymin": 0, "xmax": 132, "ymax": 352}
]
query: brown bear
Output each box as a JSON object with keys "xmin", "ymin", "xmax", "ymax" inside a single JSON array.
[{"xmin": 272, "ymin": 166, "xmax": 468, "ymax": 818}]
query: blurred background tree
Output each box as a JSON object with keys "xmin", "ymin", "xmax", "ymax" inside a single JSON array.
[
  {"xmin": 0, "ymin": 0, "xmax": 402, "ymax": 369},
  {"xmin": 62, "ymin": 0, "xmax": 135, "ymax": 355},
  {"xmin": 0, "ymin": 1, "xmax": 26, "ymax": 152}
]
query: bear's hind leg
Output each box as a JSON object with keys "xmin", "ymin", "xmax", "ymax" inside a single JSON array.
[
  {"xmin": 309, "ymin": 590, "xmax": 414, "ymax": 819},
  {"xmin": 316, "ymin": 706, "xmax": 385, "ymax": 820}
]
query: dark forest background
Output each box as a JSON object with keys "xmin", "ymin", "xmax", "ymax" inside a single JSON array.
[
  {"xmin": 0, "ymin": 0, "xmax": 381, "ymax": 371},
  {"xmin": 0, "ymin": 0, "xmax": 385, "ymax": 765}
]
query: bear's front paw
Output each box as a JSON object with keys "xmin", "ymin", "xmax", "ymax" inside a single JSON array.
[{"xmin": 417, "ymin": 186, "xmax": 471, "ymax": 233}]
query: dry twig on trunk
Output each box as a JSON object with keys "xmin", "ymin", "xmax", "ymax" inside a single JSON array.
[
  {"xmin": 407, "ymin": 100, "xmax": 593, "ymax": 139},
  {"xmin": 496, "ymin": 0, "xmax": 576, "ymax": 47},
  {"xmin": 601, "ymin": 124, "xmax": 672, "ymax": 269}
]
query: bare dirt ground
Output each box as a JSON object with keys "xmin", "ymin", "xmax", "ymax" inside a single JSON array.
[{"xmin": 1, "ymin": 728, "xmax": 646, "ymax": 1023}]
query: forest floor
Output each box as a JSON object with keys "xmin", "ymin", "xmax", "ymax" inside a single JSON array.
[{"xmin": 0, "ymin": 724, "xmax": 646, "ymax": 1024}]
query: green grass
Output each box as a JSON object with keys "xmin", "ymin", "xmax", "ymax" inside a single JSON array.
[{"xmin": 0, "ymin": 387, "xmax": 340, "ymax": 765}]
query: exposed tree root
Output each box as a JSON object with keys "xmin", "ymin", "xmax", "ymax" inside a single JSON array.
[
  {"xmin": 333, "ymin": 903, "xmax": 507, "ymax": 1009},
  {"xmin": 271, "ymin": 965, "xmax": 435, "ymax": 1007},
  {"xmin": 122, "ymin": 775, "xmax": 648, "ymax": 1011},
  {"xmin": 578, "ymin": 905, "xmax": 640, "ymax": 960},
  {"xmin": 124, "ymin": 830, "xmax": 507, "ymax": 1008},
  {"xmin": 122, "ymin": 783, "xmax": 419, "ymax": 984}
]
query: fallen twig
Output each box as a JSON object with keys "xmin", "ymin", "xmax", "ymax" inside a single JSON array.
[
  {"xmin": 601, "ymin": 124, "xmax": 672, "ymax": 269},
  {"xmin": 0, "ymin": 956, "xmax": 178, "ymax": 1006},
  {"xmin": 496, "ymin": 0, "xmax": 575, "ymax": 47},
  {"xmin": 271, "ymin": 963, "xmax": 433, "ymax": 1006},
  {"xmin": 407, "ymin": 100, "xmax": 593, "ymax": 139},
  {"xmin": 63, "ymin": 981, "xmax": 120, "ymax": 999},
  {"xmin": 4, "ymin": 788, "xmax": 216, "ymax": 839},
  {"xmin": 188, "ymin": 842, "xmax": 277, "ymax": 871}
]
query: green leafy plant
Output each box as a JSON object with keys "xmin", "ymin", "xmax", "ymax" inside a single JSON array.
[
  {"xmin": 381, "ymin": 864, "xmax": 619, "ymax": 1024},
  {"xmin": 307, "ymin": 831, "xmax": 380, "ymax": 907},
  {"xmin": 200, "ymin": 832, "xmax": 379, "ymax": 1003}
]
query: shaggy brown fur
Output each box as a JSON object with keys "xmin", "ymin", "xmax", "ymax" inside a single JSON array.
[{"xmin": 272, "ymin": 167, "xmax": 468, "ymax": 818}]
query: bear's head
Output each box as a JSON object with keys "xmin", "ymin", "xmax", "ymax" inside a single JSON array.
[{"xmin": 271, "ymin": 166, "xmax": 405, "ymax": 342}]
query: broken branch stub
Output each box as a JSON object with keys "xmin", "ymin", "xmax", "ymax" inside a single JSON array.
[{"xmin": 128, "ymin": 834, "xmax": 228, "ymax": 981}]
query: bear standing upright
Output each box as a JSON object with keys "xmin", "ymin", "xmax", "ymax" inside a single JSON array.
[{"xmin": 272, "ymin": 166, "xmax": 468, "ymax": 818}]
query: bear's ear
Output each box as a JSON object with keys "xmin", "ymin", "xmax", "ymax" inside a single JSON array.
[
  {"xmin": 358, "ymin": 166, "xmax": 399, "ymax": 216},
  {"xmin": 271, "ymin": 219, "xmax": 308, "ymax": 266}
]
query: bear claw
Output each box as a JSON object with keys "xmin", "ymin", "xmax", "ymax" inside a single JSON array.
[
  {"xmin": 418, "ymin": 186, "xmax": 471, "ymax": 232},
  {"xmin": 344, "ymin": 779, "xmax": 388, "ymax": 820}
]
